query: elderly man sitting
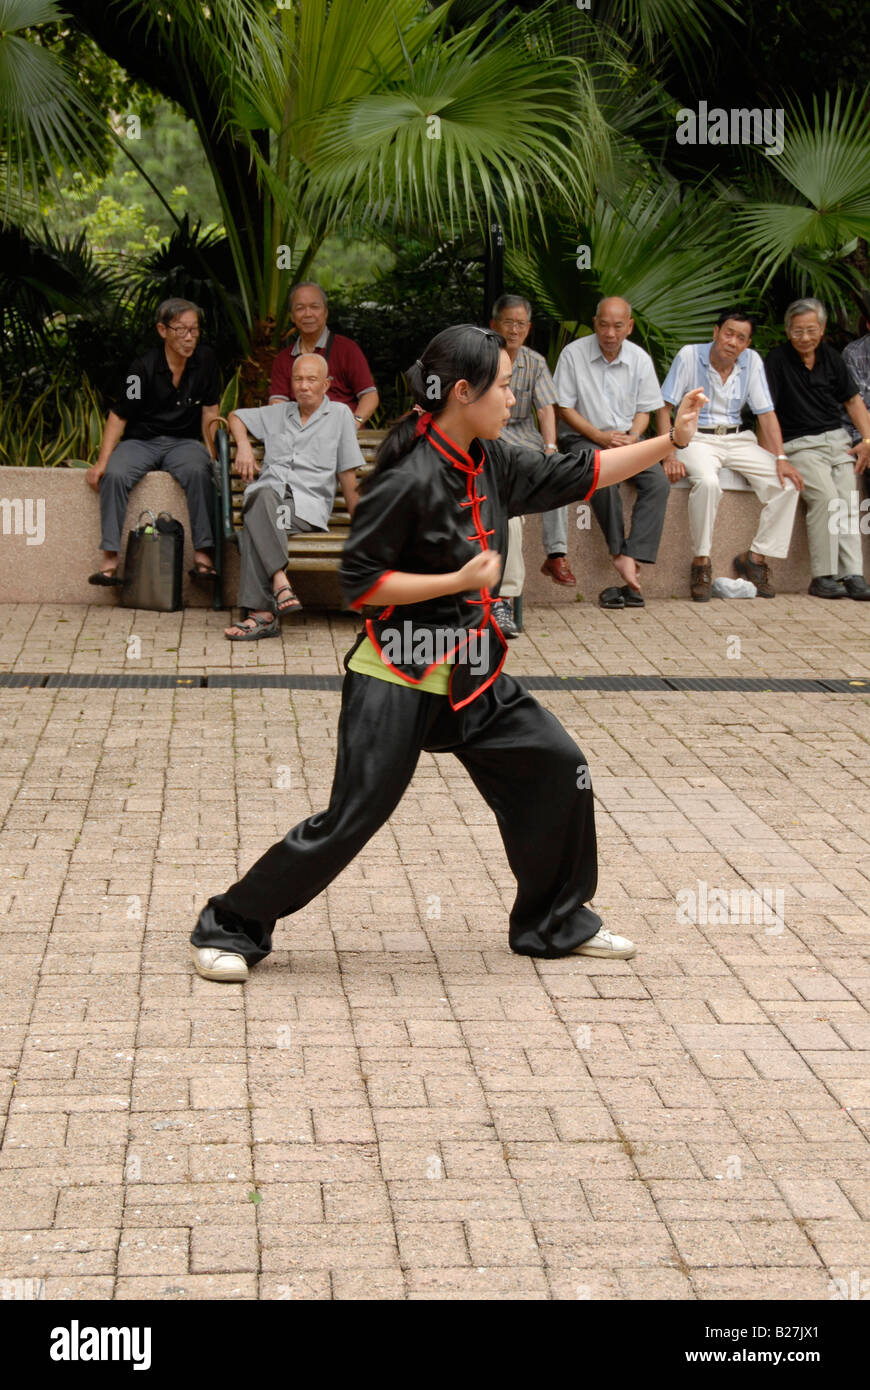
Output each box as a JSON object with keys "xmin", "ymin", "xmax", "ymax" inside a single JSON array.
[
  {"xmin": 766, "ymin": 298, "xmax": 870, "ymax": 599},
  {"xmin": 224, "ymin": 354, "xmax": 364, "ymax": 640}
]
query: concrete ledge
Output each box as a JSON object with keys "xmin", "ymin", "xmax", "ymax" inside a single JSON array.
[
  {"xmin": 0, "ymin": 467, "xmax": 238, "ymax": 608},
  {"xmin": 1, "ymin": 466, "xmax": 867, "ymax": 608},
  {"xmin": 522, "ymin": 480, "xmax": 870, "ymax": 604}
]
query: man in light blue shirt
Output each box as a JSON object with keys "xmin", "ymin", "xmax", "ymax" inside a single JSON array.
[
  {"xmin": 223, "ymin": 354, "xmax": 363, "ymax": 639},
  {"xmin": 658, "ymin": 307, "xmax": 802, "ymax": 602},
  {"xmin": 554, "ymin": 297, "xmax": 667, "ymax": 607}
]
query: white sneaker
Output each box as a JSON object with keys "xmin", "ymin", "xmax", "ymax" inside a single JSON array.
[
  {"xmin": 572, "ymin": 929, "xmax": 637, "ymax": 960},
  {"xmin": 190, "ymin": 943, "xmax": 249, "ymax": 982}
]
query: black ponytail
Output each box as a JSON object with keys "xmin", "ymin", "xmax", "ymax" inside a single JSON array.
[{"xmin": 368, "ymin": 324, "xmax": 506, "ymax": 484}]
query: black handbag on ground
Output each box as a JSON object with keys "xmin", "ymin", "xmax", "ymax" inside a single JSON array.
[{"xmin": 121, "ymin": 510, "xmax": 185, "ymax": 611}]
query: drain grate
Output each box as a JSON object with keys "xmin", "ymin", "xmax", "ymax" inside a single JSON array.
[
  {"xmin": 0, "ymin": 671, "xmax": 867, "ymax": 694},
  {"xmin": 40, "ymin": 673, "xmax": 205, "ymax": 689},
  {"xmin": 208, "ymin": 674, "xmax": 341, "ymax": 689}
]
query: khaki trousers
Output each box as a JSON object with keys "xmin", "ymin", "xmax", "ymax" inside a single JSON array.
[
  {"xmin": 783, "ymin": 428, "xmax": 863, "ymax": 578},
  {"xmin": 500, "ymin": 515, "xmax": 525, "ymax": 599},
  {"xmin": 679, "ymin": 430, "xmax": 799, "ymax": 558}
]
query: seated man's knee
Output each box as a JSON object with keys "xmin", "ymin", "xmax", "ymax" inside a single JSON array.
[
  {"xmin": 104, "ymin": 445, "xmax": 138, "ymax": 480},
  {"xmin": 688, "ymin": 471, "xmax": 722, "ymax": 498}
]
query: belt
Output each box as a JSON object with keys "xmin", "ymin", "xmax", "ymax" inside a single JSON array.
[{"xmin": 697, "ymin": 425, "xmax": 741, "ymax": 435}]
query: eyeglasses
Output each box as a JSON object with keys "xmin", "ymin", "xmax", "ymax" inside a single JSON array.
[
  {"xmin": 497, "ymin": 318, "xmax": 530, "ymax": 330},
  {"xmin": 167, "ymin": 325, "xmax": 200, "ymax": 338},
  {"xmin": 789, "ymin": 327, "xmax": 822, "ymax": 338}
]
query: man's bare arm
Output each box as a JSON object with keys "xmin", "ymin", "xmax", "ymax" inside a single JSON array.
[
  {"xmin": 227, "ymin": 411, "xmax": 260, "ymax": 484},
  {"xmin": 353, "ymin": 390, "xmax": 379, "ymax": 428},
  {"xmin": 558, "ymin": 403, "xmax": 610, "ymax": 446},
  {"xmin": 755, "ymin": 410, "xmax": 803, "ymax": 490},
  {"xmin": 537, "ymin": 402, "xmax": 557, "ymax": 450},
  {"xmin": 86, "ymin": 411, "xmax": 126, "ymax": 492},
  {"xmin": 339, "ymin": 469, "xmax": 360, "ymax": 518}
]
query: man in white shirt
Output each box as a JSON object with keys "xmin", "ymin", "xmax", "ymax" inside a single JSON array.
[
  {"xmin": 658, "ymin": 308, "xmax": 803, "ymax": 601},
  {"xmin": 554, "ymin": 297, "xmax": 668, "ymax": 607},
  {"xmin": 224, "ymin": 354, "xmax": 363, "ymax": 640}
]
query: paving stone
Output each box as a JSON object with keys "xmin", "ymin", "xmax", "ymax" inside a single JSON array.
[{"xmin": 4, "ymin": 603, "xmax": 870, "ymax": 1301}]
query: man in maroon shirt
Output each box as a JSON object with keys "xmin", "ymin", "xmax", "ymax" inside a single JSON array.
[{"xmin": 269, "ymin": 281, "xmax": 379, "ymax": 428}]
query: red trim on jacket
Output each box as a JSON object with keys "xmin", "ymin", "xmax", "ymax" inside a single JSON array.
[
  {"xmin": 448, "ymin": 629, "xmax": 508, "ymax": 710},
  {"xmin": 350, "ymin": 570, "xmax": 396, "ymax": 611},
  {"xmin": 584, "ymin": 450, "xmax": 600, "ymax": 500}
]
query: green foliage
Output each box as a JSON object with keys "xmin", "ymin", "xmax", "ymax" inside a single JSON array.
[
  {"xmin": 0, "ymin": 0, "xmax": 111, "ymax": 214},
  {"xmin": 0, "ymin": 221, "xmax": 132, "ymax": 395},
  {"xmin": 38, "ymin": 100, "xmax": 223, "ymax": 260},
  {"xmin": 0, "ymin": 375, "xmax": 104, "ymax": 466},
  {"xmin": 327, "ymin": 236, "xmax": 485, "ymax": 419},
  {"xmin": 506, "ymin": 182, "xmax": 748, "ymax": 375},
  {"xmin": 731, "ymin": 93, "xmax": 870, "ymax": 313}
]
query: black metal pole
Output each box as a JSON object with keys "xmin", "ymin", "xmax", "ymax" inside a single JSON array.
[{"xmin": 483, "ymin": 219, "xmax": 505, "ymax": 320}]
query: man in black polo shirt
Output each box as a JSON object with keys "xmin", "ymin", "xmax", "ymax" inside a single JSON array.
[
  {"xmin": 766, "ymin": 298, "xmax": 870, "ymax": 599},
  {"xmin": 86, "ymin": 298, "xmax": 221, "ymax": 584}
]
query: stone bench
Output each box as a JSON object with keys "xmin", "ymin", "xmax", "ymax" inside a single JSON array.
[
  {"xmin": 1, "ymin": 463, "xmax": 866, "ymax": 607},
  {"xmin": 521, "ymin": 471, "xmax": 870, "ymax": 605}
]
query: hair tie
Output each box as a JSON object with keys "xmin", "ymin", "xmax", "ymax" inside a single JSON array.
[
  {"xmin": 414, "ymin": 359, "xmax": 424, "ymax": 370},
  {"xmin": 413, "ymin": 409, "xmax": 433, "ymax": 436}
]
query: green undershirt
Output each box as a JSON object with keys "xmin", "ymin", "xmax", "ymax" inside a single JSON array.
[{"xmin": 347, "ymin": 633, "xmax": 452, "ymax": 694}]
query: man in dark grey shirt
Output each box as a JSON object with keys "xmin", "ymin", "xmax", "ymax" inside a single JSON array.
[
  {"xmin": 766, "ymin": 298, "xmax": 870, "ymax": 599},
  {"xmin": 86, "ymin": 298, "xmax": 221, "ymax": 585},
  {"xmin": 224, "ymin": 354, "xmax": 363, "ymax": 640}
]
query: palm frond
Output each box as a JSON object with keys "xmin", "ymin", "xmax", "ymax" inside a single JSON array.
[
  {"xmin": 732, "ymin": 91, "xmax": 870, "ymax": 293},
  {"xmin": 0, "ymin": 0, "xmax": 110, "ymax": 215},
  {"xmin": 291, "ymin": 6, "xmax": 606, "ymax": 248},
  {"xmin": 597, "ymin": 0, "xmax": 740, "ymax": 67},
  {"xmin": 507, "ymin": 181, "xmax": 746, "ymax": 369}
]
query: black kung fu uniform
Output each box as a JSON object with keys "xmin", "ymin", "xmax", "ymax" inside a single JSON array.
[{"xmin": 191, "ymin": 419, "xmax": 604, "ymax": 960}]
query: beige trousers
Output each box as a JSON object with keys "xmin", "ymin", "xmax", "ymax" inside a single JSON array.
[
  {"xmin": 679, "ymin": 430, "xmax": 799, "ymax": 558},
  {"xmin": 500, "ymin": 515, "xmax": 525, "ymax": 599},
  {"xmin": 784, "ymin": 428, "xmax": 863, "ymax": 579}
]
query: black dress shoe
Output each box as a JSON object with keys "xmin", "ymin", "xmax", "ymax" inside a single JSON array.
[
  {"xmin": 808, "ymin": 575, "xmax": 848, "ymax": 598},
  {"xmin": 619, "ymin": 585, "xmax": 645, "ymax": 608},
  {"xmin": 598, "ymin": 586, "xmax": 625, "ymax": 609},
  {"xmin": 841, "ymin": 574, "xmax": 870, "ymax": 600}
]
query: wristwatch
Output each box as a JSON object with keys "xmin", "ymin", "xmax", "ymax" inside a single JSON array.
[
  {"xmin": 545, "ymin": 444, "xmax": 557, "ymax": 452},
  {"xmin": 354, "ymin": 414, "xmax": 364, "ymax": 424}
]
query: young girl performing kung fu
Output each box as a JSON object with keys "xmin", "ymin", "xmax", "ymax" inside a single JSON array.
[{"xmin": 191, "ymin": 325, "xmax": 706, "ymax": 980}]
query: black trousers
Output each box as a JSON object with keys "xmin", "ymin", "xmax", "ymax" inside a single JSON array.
[
  {"xmin": 561, "ymin": 428, "xmax": 670, "ymax": 564},
  {"xmin": 190, "ymin": 668, "xmax": 600, "ymax": 961}
]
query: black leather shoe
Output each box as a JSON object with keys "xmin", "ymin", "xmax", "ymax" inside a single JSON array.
[
  {"xmin": 841, "ymin": 574, "xmax": 870, "ymax": 600},
  {"xmin": 619, "ymin": 585, "xmax": 645, "ymax": 608},
  {"xmin": 808, "ymin": 575, "xmax": 848, "ymax": 599},
  {"xmin": 599, "ymin": 586, "xmax": 625, "ymax": 609}
]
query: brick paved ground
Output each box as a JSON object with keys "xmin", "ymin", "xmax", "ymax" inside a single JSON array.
[{"xmin": 1, "ymin": 598, "xmax": 869, "ymax": 1301}]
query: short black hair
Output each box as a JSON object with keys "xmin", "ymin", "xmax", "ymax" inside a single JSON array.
[{"xmin": 715, "ymin": 307, "xmax": 757, "ymax": 334}]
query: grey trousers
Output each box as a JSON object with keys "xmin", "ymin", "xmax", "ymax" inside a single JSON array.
[
  {"xmin": 541, "ymin": 506, "xmax": 567, "ymax": 556},
  {"xmin": 784, "ymin": 428, "xmax": 863, "ymax": 579},
  {"xmin": 238, "ymin": 485, "xmax": 317, "ymax": 611},
  {"xmin": 560, "ymin": 428, "xmax": 670, "ymax": 564},
  {"xmin": 99, "ymin": 435, "xmax": 214, "ymax": 552}
]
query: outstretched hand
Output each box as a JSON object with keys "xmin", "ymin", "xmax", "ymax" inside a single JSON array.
[{"xmin": 672, "ymin": 388, "xmax": 708, "ymax": 448}]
